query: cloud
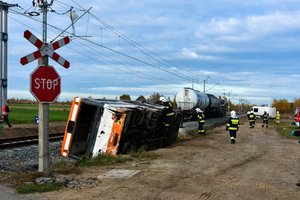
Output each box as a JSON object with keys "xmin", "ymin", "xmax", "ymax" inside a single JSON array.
[
  {"xmin": 181, "ymin": 48, "xmax": 219, "ymax": 60},
  {"xmin": 196, "ymin": 11, "xmax": 300, "ymax": 42}
]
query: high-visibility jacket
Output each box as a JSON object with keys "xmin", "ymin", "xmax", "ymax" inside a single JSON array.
[
  {"xmin": 197, "ymin": 113, "xmax": 205, "ymax": 123},
  {"xmin": 226, "ymin": 117, "xmax": 239, "ymax": 131},
  {"xmin": 276, "ymin": 113, "xmax": 280, "ymax": 120},
  {"xmin": 247, "ymin": 113, "xmax": 255, "ymax": 122},
  {"xmin": 163, "ymin": 101, "xmax": 174, "ymax": 127},
  {"xmin": 163, "ymin": 101, "xmax": 173, "ymax": 110}
]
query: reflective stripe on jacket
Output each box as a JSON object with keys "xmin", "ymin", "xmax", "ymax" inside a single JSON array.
[
  {"xmin": 197, "ymin": 113, "xmax": 205, "ymax": 123},
  {"xmin": 166, "ymin": 112, "xmax": 175, "ymax": 117}
]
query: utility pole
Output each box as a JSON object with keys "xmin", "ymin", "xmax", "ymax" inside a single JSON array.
[
  {"xmin": 203, "ymin": 76, "xmax": 210, "ymax": 93},
  {"xmin": 37, "ymin": 0, "xmax": 53, "ymax": 176},
  {"xmin": 0, "ymin": 1, "xmax": 18, "ymax": 109},
  {"xmin": 191, "ymin": 79, "xmax": 198, "ymax": 89},
  {"xmin": 227, "ymin": 91, "xmax": 231, "ymax": 116}
]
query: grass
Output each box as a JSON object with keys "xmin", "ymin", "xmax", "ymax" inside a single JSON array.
[
  {"xmin": 8, "ymin": 103, "xmax": 70, "ymax": 124},
  {"xmin": 17, "ymin": 183, "xmax": 62, "ymax": 194},
  {"xmin": 50, "ymin": 152, "xmax": 159, "ymax": 175},
  {"xmin": 0, "ymin": 171, "xmax": 62, "ymax": 194},
  {"xmin": 276, "ymin": 120, "xmax": 299, "ymax": 140},
  {"xmin": 51, "ymin": 160, "xmax": 82, "ymax": 175}
]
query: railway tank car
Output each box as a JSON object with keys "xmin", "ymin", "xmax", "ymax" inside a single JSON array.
[{"xmin": 175, "ymin": 87, "xmax": 226, "ymax": 118}]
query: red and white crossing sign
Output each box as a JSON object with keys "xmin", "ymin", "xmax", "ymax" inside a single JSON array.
[
  {"xmin": 20, "ymin": 30, "xmax": 70, "ymax": 68},
  {"xmin": 30, "ymin": 65, "xmax": 61, "ymax": 103}
]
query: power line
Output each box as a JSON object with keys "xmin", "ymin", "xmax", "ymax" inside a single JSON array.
[
  {"xmin": 55, "ymin": 0, "xmax": 195, "ymax": 81},
  {"xmin": 12, "ymin": 6, "xmax": 193, "ymax": 82},
  {"xmin": 10, "ymin": 8, "xmax": 177, "ymax": 83},
  {"xmin": 89, "ymin": 12, "xmax": 193, "ymax": 80}
]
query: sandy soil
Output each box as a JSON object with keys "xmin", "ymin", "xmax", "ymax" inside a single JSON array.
[{"xmin": 29, "ymin": 119, "xmax": 300, "ymax": 200}]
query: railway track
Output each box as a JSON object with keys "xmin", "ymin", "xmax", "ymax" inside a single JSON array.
[{"xmin": 0, "ymin": 132, "xmax": 64, "ymax": 149}]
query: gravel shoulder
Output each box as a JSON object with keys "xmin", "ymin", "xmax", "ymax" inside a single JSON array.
[{"xmin": 18, "ymin": 119, "xmax": 300, "ymax": 199}]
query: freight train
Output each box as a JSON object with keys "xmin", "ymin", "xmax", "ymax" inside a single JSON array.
[
  {"xmin": 175, "ymin": 87, "xmax": 226, "ymax": 119},
  {"xmin": 61, "ymin": 97, "xmax": 181, "ymax": 158}
]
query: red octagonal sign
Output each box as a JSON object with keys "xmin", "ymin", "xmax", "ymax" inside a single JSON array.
[{"xmin": 30, "ymin": 65, "xmax": 61, "ymax": 103}]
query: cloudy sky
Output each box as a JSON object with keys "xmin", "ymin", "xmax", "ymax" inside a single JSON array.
[{"xmin": 7, "ymin": 0, "xmax": 300, "ymax": 105}]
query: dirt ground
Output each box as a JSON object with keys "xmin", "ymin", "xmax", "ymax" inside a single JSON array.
[{"xmin": 28, "ymin": 119, "xmax": 300, "ymax": 200}]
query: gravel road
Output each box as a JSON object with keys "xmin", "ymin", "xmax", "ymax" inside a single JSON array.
[{"xmin": 26, "ymin": 118, "xmax": 300, "ymax": 200}]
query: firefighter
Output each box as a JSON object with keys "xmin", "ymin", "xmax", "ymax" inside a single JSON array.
[
  {"xmin": 276, "ymin": 111, "xmax": 280, "ymax": 125},
  {"xmin": 262, "ymin": 111, "xmax": 269, "ymax": 128},
  {"xmin": 160, "ymin": 96, "xmax": 175, "ymax": 129},
  {"xmin": 196, "ymin": 108, "xmax": 205, "ymax": 134},
  {"xmin": 247, "ymin": 110, "xmax": 256, "ymax": 128},
  {"xmin": 226, "ymin": 110, "xmax": 239, "ymax": 144}
]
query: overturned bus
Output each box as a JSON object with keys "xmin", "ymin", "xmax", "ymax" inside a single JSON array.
[{"xmin": 61, "ymin": 97, "xmax": 181, "ymax": 158}]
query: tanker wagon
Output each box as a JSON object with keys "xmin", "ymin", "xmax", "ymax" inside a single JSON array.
[
  {"xmin": 175, "ymin": 87, "xmax": 226, "ymax": 119},
  {"xmin": 61, "ymin": 97, "xmax": 181, "ymax": 158}
]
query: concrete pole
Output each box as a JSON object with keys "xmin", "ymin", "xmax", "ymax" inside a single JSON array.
[
  {"xmin": 38, "ymin": 2, "xmax": 49, "ymax": 176},
  {"xmin": 3, "ymin": 7, "xmax": 7, "ymax": 105},
  {"xmin": 0, "ymin": 1, "xmax": 18, "ymax": 110}
]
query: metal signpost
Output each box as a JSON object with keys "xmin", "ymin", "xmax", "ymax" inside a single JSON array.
[{"xmin": 20, "ymin": 1, "xmax": 70, "ymax": 176}]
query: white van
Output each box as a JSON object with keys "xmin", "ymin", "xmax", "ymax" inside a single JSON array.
[{"xmin": 248, "ymin": 106, "xmax": 276, "ymax": 119}]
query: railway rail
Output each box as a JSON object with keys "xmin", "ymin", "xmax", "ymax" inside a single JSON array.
[{"xmin": 0, "ymin": 132, "xmax": 64, "ymax": 149}]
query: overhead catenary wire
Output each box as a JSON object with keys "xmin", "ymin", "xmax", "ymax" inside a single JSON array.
[
  {"xmin": 58, "ymin": 0, "xmax": 196, "ymax": 81},
  {"xmin": 12, "ymin": 5, "xmax": 194, "ymax": 84},
  {"xmin": 10, "ymin": 8, "xmax": 177, "ymax": 83},
  {"xmin": 13, "ymin": 1, "xmax": 228, "ymax": 96},
  {"xmin": 87, "ymin": 12, "xmax": 194, "ymax": 81}
]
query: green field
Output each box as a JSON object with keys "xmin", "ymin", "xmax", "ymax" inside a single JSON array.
[{"xmin": 8, "ymin": 104, "xmax": 71, "ymax": 124}]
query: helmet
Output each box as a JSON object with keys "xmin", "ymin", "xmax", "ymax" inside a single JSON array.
[
  {"xmin": 277, "ymin": 111, "xmax": 279, "ymax": 114},
  {"xmin": 230, "ymin": 110, "xmax": 236, "ymax": 118},
  {"xmin": 160, "ymin": 96, "xmax": 167, "ymax": 102},
  {"xmin": 195, "ymin": 108, "xmax": 202, "ymax": 113}
]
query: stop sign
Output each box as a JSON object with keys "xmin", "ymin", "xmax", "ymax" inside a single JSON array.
[{"xmin": 30, "ymin": 65, "xmax": 61, "ymax": 103}]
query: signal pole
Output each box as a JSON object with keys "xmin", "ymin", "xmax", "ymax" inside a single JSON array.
[
  {"xmin": 0, "ymin": 1, "xmax": 18, "ymax": 109},
  {"xmin": 37, "ymin": 0, "xmax": 53, "ymax": 176}
]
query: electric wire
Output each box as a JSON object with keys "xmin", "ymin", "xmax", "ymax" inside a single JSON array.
[
  {"xmin": 10, "ymin": 8, "xmax": 175, "ymax": 83},
  {"xmin": 60, "ymin": 0, "xmax": 195, "ymax": 81},
  {"xmin": 87, "ymin": 12, "xmax": 193, "ymax": 81},
  {"xmin": 12, "ymin": 2, "xmax": 227, "ymax": 96},
  {"xmin": 11, "ymin": 6, "xmax": 191, "ymax": 84}
]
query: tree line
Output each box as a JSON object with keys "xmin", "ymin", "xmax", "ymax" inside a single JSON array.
[{"xmin": 272, "ymin": 98, "xmax": 300, "ymax": 114}]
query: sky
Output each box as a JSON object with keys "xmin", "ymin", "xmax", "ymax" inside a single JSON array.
[{"xmin": 6, "ymin": 0, "xmax": 300, "ymax": 105}]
